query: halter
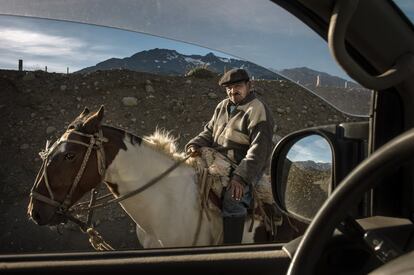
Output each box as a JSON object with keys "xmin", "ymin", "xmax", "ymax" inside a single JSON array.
[
  {"xmin": 30, "ymin": 129, "xmax": 108, "ymax": 212},
  {"xmin": 30, "ymin": 127, "xmax": 191, "ymax": 250}
]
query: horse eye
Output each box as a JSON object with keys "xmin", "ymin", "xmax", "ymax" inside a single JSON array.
[{"xmin": 64, "ymin": 153, "xmax": 75, "ymax": 161}]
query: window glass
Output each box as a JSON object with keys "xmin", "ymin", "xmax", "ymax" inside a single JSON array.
[
  {"xmin": 0, "ymin": 0, "xmax": 373, "ymax": 116},
  {"xmin": 393, "ymin": 0, "xmax": 414, "ymax": 25},
  {"xmin": 0, "ymin": 3, "xmax": 368, "ymax": 253}
]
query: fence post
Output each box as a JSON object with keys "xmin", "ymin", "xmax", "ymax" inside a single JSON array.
[{"xmin": 18, "ymin": 59, "xmax": 23, "ymax": 71}]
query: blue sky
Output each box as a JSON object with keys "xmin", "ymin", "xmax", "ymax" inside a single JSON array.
[
  {"xmin": 287, "ymin": 135, "xmax": 332, "ymax": 163},
  {"xmin": 0, "ymin": 15, "xmax": 233, "ymax": 73},
  {"xmin": 1, "ymin": 1, "xmax": 413, "ymax": 79}
]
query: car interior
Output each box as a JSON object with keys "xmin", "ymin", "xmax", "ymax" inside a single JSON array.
[{"xmin": 1, "ymin": 0, "xmax": 414, "ymax": 274}]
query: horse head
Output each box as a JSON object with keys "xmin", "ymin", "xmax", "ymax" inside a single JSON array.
[{"xmin": 28, "ymin": 106, "xmax": 107, "ymax": 226}]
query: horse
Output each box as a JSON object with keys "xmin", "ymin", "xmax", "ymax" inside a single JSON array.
[{"xmin": 27, "ymin": 106, "xmax": 271, "ymax": 248}]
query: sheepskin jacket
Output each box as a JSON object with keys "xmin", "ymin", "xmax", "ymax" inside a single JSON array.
[{"xmin": 186, "ymin": 91, "xmax": 274, "ymax": 186}]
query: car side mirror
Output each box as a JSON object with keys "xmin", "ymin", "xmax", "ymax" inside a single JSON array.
[
  {"xmin": 271, "ymin": 122, "xmax": 369, "ymax": 223},
  {"xmin": 273, "ymin": 133, "xmax": 333, "ymax": 222}
]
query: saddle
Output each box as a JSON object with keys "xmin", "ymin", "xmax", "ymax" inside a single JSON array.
[{"xmin": 187, "ymin": 147, "xmax": 282, "ymax": 236}]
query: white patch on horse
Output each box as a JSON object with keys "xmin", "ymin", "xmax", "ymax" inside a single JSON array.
[{"xmin": 103, "ymin": 131, "xmax": 259, "ymax": 248}]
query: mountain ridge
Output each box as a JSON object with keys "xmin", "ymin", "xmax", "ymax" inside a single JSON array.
[
  {"xmin": 77, "ymin": 48, "xmax": 364, "ymax": 90},
  {"xmin": 278, "ymin": 67, "xmax": 362, "ymax": 89},
  {"xmin": 77, "ymin": 48, "xmax": 284, "ymax": 81}
]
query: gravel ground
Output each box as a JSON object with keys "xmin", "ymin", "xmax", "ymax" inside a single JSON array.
[{"xmin": 0, "ymin": 69, "xmax": 364, "ymax": 253}]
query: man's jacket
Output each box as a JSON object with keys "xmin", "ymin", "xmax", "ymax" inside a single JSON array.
[{"xmin": 186, "ymin": 91, "xmax": 274, "ymax": 186}]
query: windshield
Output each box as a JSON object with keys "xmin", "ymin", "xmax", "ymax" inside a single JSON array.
[
  {"xmin": 0, "ymin": 0, "xmax": 372, "ymax": 116},
  {"xmin": 0, "ymin": 1, "xmax": 369, "ymax": 254}
]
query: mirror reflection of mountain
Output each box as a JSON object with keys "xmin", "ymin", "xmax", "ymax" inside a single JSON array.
[
  {"xmin": 282, "ymin": 159, "xmax": 331, "ymax": 219},
  {"xmin": 292, "ymin": 160, "xmax": 331, "ymax": 172}
]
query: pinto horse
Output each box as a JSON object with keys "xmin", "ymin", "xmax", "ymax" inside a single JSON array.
[{"xmin": 27, "ymin": 106, "xmax": 268, "ymax": 248}]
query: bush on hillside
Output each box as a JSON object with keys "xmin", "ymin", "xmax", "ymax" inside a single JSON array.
[{"xmin": 185, "ymin": 65, "xmax": 217, "ymax": 79}]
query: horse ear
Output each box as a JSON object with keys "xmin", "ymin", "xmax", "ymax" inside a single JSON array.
[
  {"xmin": 82, "ymin": 105, "xmax": 104, "ymax": 133},
  {"xmin": 96, "ymin": 105, "xmax": 104, "ymax": 121},
  {"xmin": 80, "ymin": 107, "xmax": 90, "ymax": 118}
]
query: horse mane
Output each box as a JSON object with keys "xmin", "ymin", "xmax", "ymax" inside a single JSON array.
[{"xmin": 143, "ymin": 128, "xmax": 187, "ymax": 162}]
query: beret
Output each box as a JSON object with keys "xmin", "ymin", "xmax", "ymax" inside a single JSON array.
[{"xmin": 218, "ymin": 68, "xmax": 250, "ymax": 86}]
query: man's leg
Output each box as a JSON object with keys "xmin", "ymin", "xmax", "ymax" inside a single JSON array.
[{"xmin": 222, "ymin": 185, "xmax": 251, "ymax": 244}]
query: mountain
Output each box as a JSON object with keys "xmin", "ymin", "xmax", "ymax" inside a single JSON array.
[
  {"xmin": 77, "ymin": 48, "xmax": 285, "ymax": 80},
  {"xmin": 293, "ymin": 160, "xmax": 332, "ymax": 172},
  {"xmin": 277, "ymin": 67, "xmax": 362, "ymax": 89}
]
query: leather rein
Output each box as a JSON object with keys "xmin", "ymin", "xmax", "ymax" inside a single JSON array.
[{"xmin": 30, "ymin": 129, "xmax": 190, "ymax": 250}]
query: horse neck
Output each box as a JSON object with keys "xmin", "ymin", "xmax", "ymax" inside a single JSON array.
[
  {"xmin": 100, "ymin": 126, "xmax": 222, "ymax": 247},
  {"xmin": 102, "ymin": 126, "xmax": 195, "ymax": 188},
  {"xmin": 102, "ymin": 126, "xmax": 199, "ymax": 223}
]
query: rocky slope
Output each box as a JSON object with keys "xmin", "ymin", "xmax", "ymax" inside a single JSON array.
[{"xmin": 0, "ymin": 68, "xmax": 365, "ymax": 253}]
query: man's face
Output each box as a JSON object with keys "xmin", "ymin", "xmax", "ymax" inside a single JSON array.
[{"xmin": 225, "ymin": 81, "xmax": 250, "ymax": 104}]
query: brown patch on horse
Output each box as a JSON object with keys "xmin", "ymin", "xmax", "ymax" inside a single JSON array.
[
  {"xmin": 129, "ymin": 133, "xmax": 142, "ymax": 146},
  {"xmin": 67, "ymin": 107, "xmax": 90, "ymax": 131},
  {"xmin": 29, "ymin": 106, "xmax": 133, "ymax": 225},
  {"xmin": 83, "ymin": 105, "xmax": 104, "ymax": 134},
  {"xmin": 57, "ymin": 110, "xmax": 131, "ymax": 202}
]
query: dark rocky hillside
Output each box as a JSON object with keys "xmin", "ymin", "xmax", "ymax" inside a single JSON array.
[{"xmin": 0, "ymin": 68, "xmax": 365, "ymax": 253}]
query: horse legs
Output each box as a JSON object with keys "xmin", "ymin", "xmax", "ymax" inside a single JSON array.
[{"xmin": 242, "ymin": 217, "xmax": 261, "ymax": 243}]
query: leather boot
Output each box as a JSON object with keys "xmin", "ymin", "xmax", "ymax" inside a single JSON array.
[{"xmin": 223, "ymin": 216, "xmax": 245, "ymax": 244}]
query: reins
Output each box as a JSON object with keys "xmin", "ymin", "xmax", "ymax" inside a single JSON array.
[
  {"xmin": 30, "ymin": 128, "xmax": 191, "ymax": 251},
  {"xmin": 70, "ymin": 154, "xmax": 191, "ymax": 213},
  {"xmin": 30, "ymin": 129, "xmax": 108, "ymax": 212},
  {"xmin": 64, "ymin": 212, "xmax": 115, "ymax": 251}
]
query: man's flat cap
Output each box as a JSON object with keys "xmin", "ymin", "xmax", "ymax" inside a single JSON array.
[{"xmin": 218, "ymin": 68, "xmax": 250, "ymax": 86}]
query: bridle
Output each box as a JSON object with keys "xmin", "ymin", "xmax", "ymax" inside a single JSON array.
[
  {"xmin": 30, "ymin": 129, "xmax": 108, "ymax": 213},
  {"xmin": 29, "ymin": 127, "xmax": 191, "ymax": 250}
]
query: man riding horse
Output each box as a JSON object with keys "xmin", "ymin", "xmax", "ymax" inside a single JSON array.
[{"xmin": 186, "ymin": 68, "xmax": 275, "ymax": 244}]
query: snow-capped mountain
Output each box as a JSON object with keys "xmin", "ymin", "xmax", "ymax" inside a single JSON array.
[{"xmin": 77, "ymin": 48, "xmax": 285, "ymax": 80}]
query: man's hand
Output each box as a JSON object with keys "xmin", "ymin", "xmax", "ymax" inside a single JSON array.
[
  {"xmin": 186, "ymin": 145, "xmax": 200, "ymax": 158},
  {"xmin": 227, "ymin": 178, "xmax": 245, "ymax": 201}
]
